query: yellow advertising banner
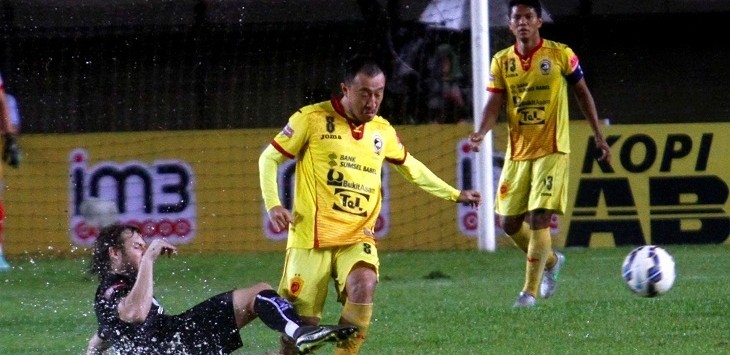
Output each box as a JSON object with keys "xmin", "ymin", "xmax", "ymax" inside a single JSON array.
[
  {"xmin": 563, "ymin": 122, "xmax": 730, "ymax": 248},
  {"xmin": 3, "ymin": 122, "xmax": 728, "ymax": 257},
  {"xmin": 3, "ymin": 125, "xmax": 479, "ymax": 257}
]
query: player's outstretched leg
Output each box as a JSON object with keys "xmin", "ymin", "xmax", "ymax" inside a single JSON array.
[
  {"xmin": 294, "ymin": 324, "xmax": 358, "ymax": 354},
  {"xmin": 540, "ymin": 252, "xmax": 565, "ymax": 299}
]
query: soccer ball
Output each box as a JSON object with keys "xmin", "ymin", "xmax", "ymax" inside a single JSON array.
[
  {"xmin": 621, "ymin": 245, "xmax": 676, "ymax": 297},
  {"xmin": 79, "ymin": 198, "xmax": 119, "ymax": 228}
]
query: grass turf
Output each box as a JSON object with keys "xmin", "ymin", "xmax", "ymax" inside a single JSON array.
[{"xmin": 0, "ymin": 244, "xmax": 728, "ymax": 354}]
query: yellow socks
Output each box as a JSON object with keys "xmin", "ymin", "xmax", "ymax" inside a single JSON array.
[
  {"xmin": 508, "ymin": 221, "xmax": 531, "ymax": 253},
  {"xmin": 545, "ymin": 250, "xmax": 558, "ymax": 269},
  {"xmin": 523, "ymin": 227, "xmax": 551, "ymax": 297},
  {"xmin": 334, "ymin": 301, "xmax": 372, "ymax": 355}
]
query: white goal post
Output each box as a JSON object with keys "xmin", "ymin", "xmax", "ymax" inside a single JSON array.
[{"xmin": 470, "ymin": 0, "xmax": 496, "ymax": 251}]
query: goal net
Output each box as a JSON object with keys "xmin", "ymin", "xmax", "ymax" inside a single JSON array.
[{"xmin": 3, "ymin": 0, "xmax": 511, "ymax": 256}]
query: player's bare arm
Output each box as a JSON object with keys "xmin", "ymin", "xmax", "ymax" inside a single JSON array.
[
  {"xmin": 86, "ymin": 332, "xmax": 110, "ymax": 355},
  {"xmin": 146, "ymin": 239, "xmax": 177, "ymax": 259},
  {"xmin": 572, "ymin": 78, "xmax": 611, "ymax": 163},
  {"xmin": 470, "ymin": 91, "xmax": 504, "ymax": 152},
  {"xmin": 118, "ymin": 239, "xmax": 176, "ymax": 324}
]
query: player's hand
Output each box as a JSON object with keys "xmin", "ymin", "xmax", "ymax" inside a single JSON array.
[
  {"xmin": 594, "ymin": 135, "xmax": 612, "ymax": 164},
  {"xmin": 267, "ymin": 205, "xmax": 292, "ymax": 233},
  {"xmin": 468, "ymin": 132, "xmax": 485, "ymax": 152},
  {"xmin": 2, "ymin": 134, "xmax": 20, "ymax": 168},
  {"xmin": 144, "ymin": 239, "xmax": 177, "ymax": 261},
  {"xmin": 457, "ymin": 190, "xmax": 481, "ymax": 208}
]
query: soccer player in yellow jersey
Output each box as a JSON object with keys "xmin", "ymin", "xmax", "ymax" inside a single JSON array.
[
  {"xmin": 259, "ymin": 55, "xmax": 481, "ymax": 354},
  {"xmin": 469, "ymin": 0, "xmax": 611, "ymax": 308}
]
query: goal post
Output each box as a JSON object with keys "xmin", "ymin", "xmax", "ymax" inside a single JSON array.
[{"xmin": 470, "ymin": 0, "xmax": 496, "ymax": 251}]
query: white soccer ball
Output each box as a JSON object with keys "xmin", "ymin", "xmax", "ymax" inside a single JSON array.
[
  {"xmin": 621, "ymin": 245, "xmax": 676, "ymax": 297},
  {"xmin": 80, "ymin": 198, "xmax": 119, "ymax": 228}
]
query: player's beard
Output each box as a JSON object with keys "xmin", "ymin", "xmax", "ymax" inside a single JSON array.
[{"xmin": 118, "ymin": 252, "xmax": 139, "ymax": 276}]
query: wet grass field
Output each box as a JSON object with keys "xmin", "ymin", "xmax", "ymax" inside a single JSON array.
[{"xmin": 1, "ymin": 244, "xmax": 728, "ymax": 354}]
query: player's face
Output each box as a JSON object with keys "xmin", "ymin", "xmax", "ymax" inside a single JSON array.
[
  {"xmin": 115, "ymin": 231, "xmax": 147, "ymax": 275},
  {"xmin": 342, "ymin": 72, "xmax": 385, "ymax": 123},
  {"xmin": 508, "ymin": 5, "xmax": 542, "ymax": 41}
]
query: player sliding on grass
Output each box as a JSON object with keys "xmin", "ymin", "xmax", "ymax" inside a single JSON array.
[
  {"xmin": 86, "ymin": 224, "xmax": 356, "ymax": 354},
  {"xmin": 259, "ymin": 55, "xmax": 481, "ymax": 354},
  {"xmin": 469, "ymin": 0, "xmax": 611, "ymax": 307}
]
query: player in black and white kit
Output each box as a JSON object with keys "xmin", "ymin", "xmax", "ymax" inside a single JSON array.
[{"xmin": 86, "ymin": 224, "xmax": 357, "ymax": 354}]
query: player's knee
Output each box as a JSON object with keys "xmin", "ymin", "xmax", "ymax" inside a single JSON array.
[
  {"xmin": 348, "ymin": 264, "xmax": 377, "ymax": 285},
  {"xmin": 345, "ymin": 266, "xmax": 377, "ymax": 302},
  {"xmin": 500, "ymin": 215, "xmax": 525, "ymax": 235},
  {"xmin": 528, "ymin": 210, "xmax": 553, "ymax": 229},
  {"xmin": 502, "ymin": 220, "xmax": 523, "ymax": 235},
  {"xmin": 232, "ymin": 282, "xmax": 274, "ymax": 308}
]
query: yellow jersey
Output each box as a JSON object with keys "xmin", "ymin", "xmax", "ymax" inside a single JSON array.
[
  {"xmin": 269, "ymin": 98, "xmax": 407, "ymax": 248},
  {"xmin": 488, "ymin": 39, "xmax": 582, "ymax": 160}
]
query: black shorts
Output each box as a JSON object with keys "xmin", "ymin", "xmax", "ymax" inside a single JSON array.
[{"xmin": 155, "ymin": 291, "xmax": 243, "ymax": 354}]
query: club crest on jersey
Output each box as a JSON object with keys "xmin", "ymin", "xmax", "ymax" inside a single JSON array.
[
  {"xmin": 373, "ymin": 134, "xmax": 383, "ymax": 155},
  {"xmin": 281, "ymin": 123, "xmax": 294, "ymax": 138},
  {"xmin": 289, "ymin": 274, "xmax": 304, "ymax": 298},
  {"xmin": 499, "ymin": 181, "xmax": 511, "ymax": 200},
  {"xmin": 540, "ymin": 59, "xmax": 551, "ymax": 75}
]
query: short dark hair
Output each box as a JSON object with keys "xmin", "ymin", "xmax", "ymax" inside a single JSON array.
[
  {"xmin": 88, "ymin": 224, "xmax": 140, "ymax": 280},
  {"xmin": 343, "ymin": 55, "xmax": 385, "ymax": 84},
  {"xmin": 508, "ymin": 0, "xmax": 543, "ymax": 18}
]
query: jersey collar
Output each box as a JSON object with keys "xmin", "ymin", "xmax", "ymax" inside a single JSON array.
[
  {"xmin": 513, "ymin": 38, "xmax": 544, "ymax": 71},
  {"xmin": 332, "ymin": 96, "xmax": 366, "ymax": 140}
]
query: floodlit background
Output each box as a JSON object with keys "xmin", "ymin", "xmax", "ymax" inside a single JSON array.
[{"xmin": 2, "ymin": 0, "xmax": 728, "ymax": 133}]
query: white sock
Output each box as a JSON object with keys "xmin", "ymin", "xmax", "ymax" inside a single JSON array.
[{"xmin": 285, "ymin": 322, "xmax": 300, "ymax": 338}]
